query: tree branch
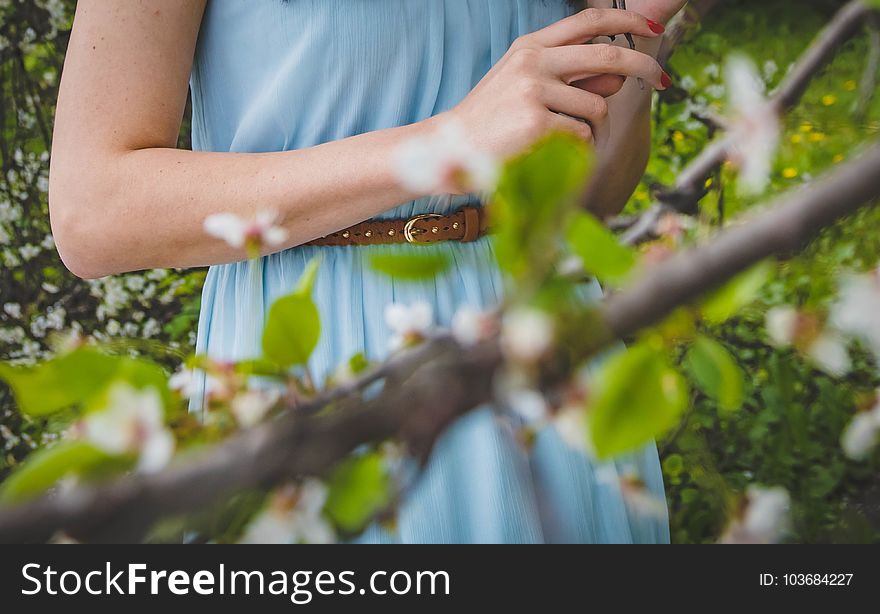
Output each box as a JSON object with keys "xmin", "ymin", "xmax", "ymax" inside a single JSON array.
[
  {"xmin": 615, "ymin": 0, "xmax": 876, "ymax": 245},
  {"xmin": 1, "ymin": 142, "xmax": 878, "ymax": 543},
  {"xmin": 657, "ymin": 0, "xmax": 721, "ymax": 67},
  {"xmin": 856, "ymin": 13, "xmax": 880, "ymax": 121}
]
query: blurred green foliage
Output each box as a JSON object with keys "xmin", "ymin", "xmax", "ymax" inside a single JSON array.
[
  {"xmin": 1, "ymin": 0, "xmax": 879, "ymax": 542},
  {"xmin": 646, "ymin": 0, "xmax": 880, "ymax": 543}
]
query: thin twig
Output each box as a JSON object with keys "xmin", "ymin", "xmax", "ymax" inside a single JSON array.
[
  {"xmin": 611, "ymin": 0, "xmax": 875, "ymax": 245},
  {"xmin": 856, "ymin": 13, "xmax": 880, "ymax": 122}
]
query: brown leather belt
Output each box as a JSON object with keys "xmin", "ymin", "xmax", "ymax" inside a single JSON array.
[{"xmin": 305, "ymin": 205, "xmax": 490, "ymax": 247}]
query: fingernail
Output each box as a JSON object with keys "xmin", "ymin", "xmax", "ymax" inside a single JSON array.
[
  {"xmin": 647, "ymin": 20, "xmax": 665, "ymax": 34},
  {"xmin": 661, "ymin": 71, "xmax": 673, "ymax": 88}
]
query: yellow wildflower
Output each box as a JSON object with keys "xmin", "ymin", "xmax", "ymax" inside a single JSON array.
[
  {"xmin": 821, "ymin": 95, "xmax": 837, "ymax": 107},
  {"xmin": 782, "ymin": 168, "xmax": 798, "ymax": 179},
  {"xmin": 844, "ymin": 80, "xmax": 857, "ymax": 92}
]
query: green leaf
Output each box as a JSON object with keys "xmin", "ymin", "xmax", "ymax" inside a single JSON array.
[
  {"xmin": 294, "ymin": 257, "xmax": 321, "ymax": 296},
  {"xmin": 0, "ymin": 348, "xmax": 168, "ymax": 417},
  {"xmin": 588, "ymin": 343, "xmax": 688, "ymax": 459},
  {"xmin": 347, "ymin": 352, "xmax": 370, "ymax": 375},
  {"xmin": 701, "ymin": 261, "xmax": 772, "ymax": 323},
  {"xmin": 369, "ymin": 250, "xmax": 452, "ymax": 281},
  {"xmin": 662, "ymin": 453, "xmax": 684, "ymax": 477},
  {"xmin": 234, "ymin": 358, "xmax": 289, "ymax": 378},
  {"xmin": 493, "ymin": 134, "xmax": 594, "ymax": 280},
  {"xmin": 685, "ymin": 335, "xmax": 746, "ymax": 412},
  {"xmin": 566, "ymin": 212, "xmax": 637, "ymax": 284},
  {"xmin": 261, "ymin": 261, "xmax": 322, "ymax": 368},
  {"xmin": 323, "ymin": 453, "xmax": 392, "ymax": 533},
  {"xmin": 0, "ymin": 441, "xmax": 113, "ymax": 503}
]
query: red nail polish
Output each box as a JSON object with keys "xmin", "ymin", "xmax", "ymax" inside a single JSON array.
[
  {"xmin": 647, "ymin": 20, "xmax": 665, "ymax": 34},
  {"xmin": 661, "ymin": 71, "xmax": 673, "ymax": 88}
]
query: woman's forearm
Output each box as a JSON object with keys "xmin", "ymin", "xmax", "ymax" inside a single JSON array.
[
  {"xmin": 50, "ymin": 117, "xmax": 441, "ymax": 279},
  {"xmin": 585, "ymin": 33, "xmax": 663, "ymax": 218}
]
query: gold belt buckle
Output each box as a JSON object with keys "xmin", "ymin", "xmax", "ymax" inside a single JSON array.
[{"xmin": 403, "ymin": 213, "xmax": 443, "ymax": 244}]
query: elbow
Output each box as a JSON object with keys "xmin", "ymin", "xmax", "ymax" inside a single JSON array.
[{"xmin": 48, "ymin": 184, "xmax": 117, "ymax": 280}]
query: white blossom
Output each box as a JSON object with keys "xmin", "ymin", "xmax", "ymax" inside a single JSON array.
[
  {"xmin": 742, "ymin": 486, "xmax": 790, "ymax": 540},
  {"xmin": 765, "ymin": 306, "xmax": 851, "ymax": 377},
  {"xmin": 721, "ymin": 485, "xmax": 790, "ymax": 544},
  {"xmin": 507, "ymin": 387, "xmax": 549, "ymax": 424},
  {"xmin": 679, "ymin": 74, "xmax": 697, "ymax": 91},
  {"xmin": 239, "ymin": 480, "xmax": 336, "ymax": 544},
  {"xmin": 620, "ymin": 478, "xmax": 669, "ymax": 519},
  {"xmin": 596, "ymin": 466, "xmax": 667, "ymax": 518},
  {"xmin": 3, "ymin": 302, "xmax": 21, "ymax": 319},
  {"xmin": 500, "ymin": 308, "xmax": 554, "ymax": 364},
  {"xmin": 168, "ymin": 367, "xmax": 220, "ymax": 400},
  {"xmin": 141, "ymin": 318, "xmax": 161, "ymax": 338},
  {"xmin": 393, "ymin": 120, "xmax": 498, "ymax": 195},
  {"xmin": 81, "ymin": 384, "xmax": 175, "ymax": 473},
  {"xmin": 724, "ymin": 55, "xmax": 781, "ymax": 195},
  {"xmin": 557, "ymin": 255, "xmax": 585, "ymax": 277},
  {"xmin": 124, "ymin": 275, "xmax": 146, "ymax": 292},
  {"xmin": 231, "ymin": 388, "xmax": 281, "ymax": 428},
  {"xmin": 204, "ymin": 210, "xmax": 289, "ymax": 252},
  {"xmin": 804, "ymin": 331, "xmax": 850, "ymax": 377},
  {"xmin": 765, "ymin": 306, "xmax": 798, "ymax": 347},
  {"xmin": 831, "ymin": 270, "xmax": 880, "ymax": 359},
  {"xmin": 168, "ymin": 368, "xmax": 199, "ymax": 398},
  {"xmin": 841, "ymin": 396, "xmax": 880, "ymax": 461},
  {"xmin": 384, "ymin": 302, "xmax": 433, "ymax": 350},
  {"xmin": 451, "ymin": 306, "xmax": 494, "ymax": 347},
  {"xmin": 20, "ymin": 339, "xmax": 41, "ymax": 359},
  {"xmin": 704, "ymin": 84, "xmax": 725, "ymax": 100},
  {"xmin": 105, "ymin": 319, "xmax": 121, "ymax": 336},
  {"xmin": 19, "ymin": 243, "xmax": 40, "ymax": 261},
  {"xmin": 553, "ymin": 406, "xmax": 589, "ymax": 453}
]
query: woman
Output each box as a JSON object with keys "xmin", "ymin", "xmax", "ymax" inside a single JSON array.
[{"xmin": 49, "ymin": 0, "xmax": 685, "ymax": 543}]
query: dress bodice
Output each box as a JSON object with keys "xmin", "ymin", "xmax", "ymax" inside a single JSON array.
[{"xmin": 191, "ymin": 0, "xmax": 575, "ymax": 153}]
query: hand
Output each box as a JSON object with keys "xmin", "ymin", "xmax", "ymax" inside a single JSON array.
[
  {"xmin": 447, "ymin": 8, "xmax": 670, "ymax": 159},
  {"xmin": 622, "ymin": 0, "xmax": 689, "ymax": 25}
]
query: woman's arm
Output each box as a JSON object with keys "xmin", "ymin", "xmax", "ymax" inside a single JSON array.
[
  {"xmin": 49, "ymin": 0, "xmax": 445, "ymax": 278},
  {"xmin": 583, "ymin": 0, "xmax": 687, "ymax": 218},
  {"xmin": 50, "ymin": 1, "xmax": 667, "ymax": 278}
]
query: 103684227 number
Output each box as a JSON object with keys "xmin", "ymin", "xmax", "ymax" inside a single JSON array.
[{"xmin": 782, "ymin": 573, "xmax": 853, "ymax": 586}]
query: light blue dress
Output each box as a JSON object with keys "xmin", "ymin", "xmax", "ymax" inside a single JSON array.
[{"xmin": 190, "ymin": 0, "xmax": 669, "ymax": 544}]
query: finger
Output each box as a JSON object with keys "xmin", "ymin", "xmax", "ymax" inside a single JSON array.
[
  {"xmin": 542, "ymin": 82, "xmax": 609, "ymax": 131},
  {"xmin": 543, "ymin": 44, "xmax": 670, "ymax": 89},
  {"xmin": 572, "ymin": 74, "xmax": 626, "ymax": 98},
  {"xmin": 547, "ymin": 113, "xmax": 596, "ymax": 146},
  {"xmin": 527, "ymin": 8, "xmax": 665, "ymax": 48}
]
